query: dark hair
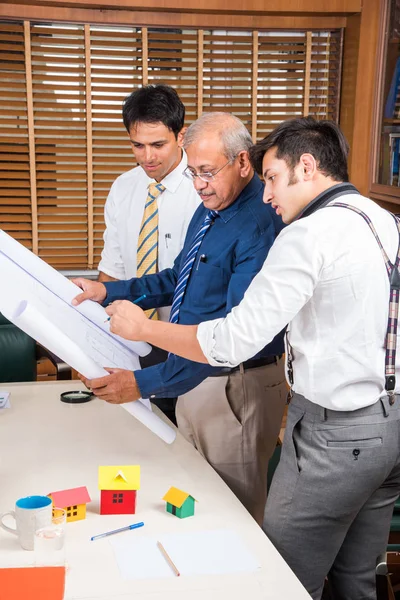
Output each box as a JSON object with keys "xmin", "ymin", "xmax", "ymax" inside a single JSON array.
[
  {"xmin": 122, "ymin": 84, "xmax": 185, "ymax": 138},
  {"xmin": 249, "ymin": 116, "xmax": 349, "ymax": 182}
]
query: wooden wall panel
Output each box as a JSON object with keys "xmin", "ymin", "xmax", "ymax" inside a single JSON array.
[
  {"xmin": 339, "ymin": 13, "xmax": 360, "ymax": 177},
  {"xmin": 3, "ymin": 0, "xmax": 362, "ymax": 15},
  {"xmin": 0, "ymin": 5, "xmax": 347, "ymax": 31},
  {"xmin": 345, "ymin": 0, "xmax": 381, "ymax": 195}
]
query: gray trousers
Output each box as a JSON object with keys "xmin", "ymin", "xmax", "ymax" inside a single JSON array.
[
  {"xmin": 264, "ymin": 392, "xmax": 400, "ymax": 600},
  {"xmin": 177, "ymin": 358, "xmax": 287, "ymax": 524}
]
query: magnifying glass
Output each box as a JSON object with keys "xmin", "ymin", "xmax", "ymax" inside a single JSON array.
[{"xmin": 60, "ymin": 390, "xmax": 94, "ymax": 404}]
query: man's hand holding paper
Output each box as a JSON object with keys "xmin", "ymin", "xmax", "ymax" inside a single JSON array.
[
  {"xmin": 79, "ymin": 367, "xmax": 141, "ymax": 404},
  {"xmin": 72, "ymin": 278, "xmax": 107, "ymax": 306}
]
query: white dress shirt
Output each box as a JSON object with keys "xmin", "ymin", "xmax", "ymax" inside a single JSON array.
[
  {"xmin": 98, "ymin": 150, "xmax": 201, "ymax": 321},
  {"xmin": 197, "ymin": 193, "xmax": 400, "ymax": 411}
]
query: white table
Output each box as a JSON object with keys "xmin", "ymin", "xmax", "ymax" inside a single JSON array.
[{"xmin": 0, "ymin": 381, "xmax": 310, "ymax": 599}]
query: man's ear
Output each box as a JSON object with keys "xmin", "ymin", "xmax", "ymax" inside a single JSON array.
[
  {"xmin": 177, "ymin": 127, "xmax": 187, "ymax": 147},
  {"xmin": 299, "ymin": 153, "xmax": 317, "ymax": 180},
  {"xmin": 238, "ymin": 150, "xmax": 252, "ymax": 177}
]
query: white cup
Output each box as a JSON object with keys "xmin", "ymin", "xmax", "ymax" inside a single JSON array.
[{"xmin": 0, "ymin": 495, "xmax": 52, "ymax": 550}]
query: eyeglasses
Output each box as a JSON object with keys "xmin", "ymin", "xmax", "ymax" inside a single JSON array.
[{"xmin": 183, "ymin": 159, "xmax": 233, "ymax": 183}]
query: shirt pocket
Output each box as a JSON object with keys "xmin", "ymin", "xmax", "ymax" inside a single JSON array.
[
  {"xmin": 160, "ymin": 235, "xmax": 183, "ymax": 270},
  {"xmin": 189, "ymin": 261, "xmax": 229, "ymax": 311}
]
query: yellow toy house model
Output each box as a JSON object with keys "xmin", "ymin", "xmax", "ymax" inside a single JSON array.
[
  {"xmin": 162, "ymin": 486, "xmax": 196, "ymax": 519},
  {"xmin": 98, "ymin": 465, "xmax": 140, "ymax": 515},
  {"xmin": 48, "ymin": 486, "xmax": 91, "ymax": 522}
]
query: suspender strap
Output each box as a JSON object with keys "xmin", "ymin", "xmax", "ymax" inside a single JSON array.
[
  {"xmin": 329, "ymin": 203, "xmax": 400, "ymax": 403},
  {"xmin": 297, "ymin": 183, "xmax": 360, "ymax": 219}
]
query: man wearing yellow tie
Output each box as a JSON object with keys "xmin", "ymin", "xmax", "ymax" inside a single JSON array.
[{"xmin": 96, "ymin": 85, "xmax": 200, "ymax": 422}]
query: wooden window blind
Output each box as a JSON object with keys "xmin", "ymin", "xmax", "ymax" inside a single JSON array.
[
  {"xmin": 31, "ymin": 23, "xmax": 87, "ymax": 267},
  {"xmin": 90, "ymin": 26, "xmax": 143, "ymax": 269},
  {"xmin": 147, "ymin": 29, "xmax": 198, "ymax": 126},
  {"xmin": 0, "ymin": 20, "xmax": 343, "ymax": 269},
  {"xmin": 0, "ymin": 23, "xmax": 31, "ymax": 250}
]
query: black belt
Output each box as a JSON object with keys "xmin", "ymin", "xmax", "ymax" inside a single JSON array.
[{"xmin": 209, "ymin": 354, "xmax": 282, "ymax": 377}]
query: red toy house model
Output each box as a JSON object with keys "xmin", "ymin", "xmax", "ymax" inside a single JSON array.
[{"xmin": 98, "ymin": 466, "xmax": 140, "ymax": 515}]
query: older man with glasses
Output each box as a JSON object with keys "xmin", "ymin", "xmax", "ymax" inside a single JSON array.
[{"xmin": 72, "ymin": 112, "xmax": 286, "ymax": 523}]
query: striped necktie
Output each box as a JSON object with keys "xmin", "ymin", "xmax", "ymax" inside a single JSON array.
[
  {"xmin": 169, "ymin": 210, "xmax": 218, "ymax": 324},
  {"xmin": 137, "ymin": 182, "xmax": 165, "ymax": 320}
]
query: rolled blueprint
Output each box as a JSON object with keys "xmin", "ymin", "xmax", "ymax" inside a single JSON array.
[
  {"xmin": 0, "ymin": 229, "xmax": 150, "ymax": 358},
  {"xmin": 12, "ymin": 300, "xmax": 105, "ymax": 379},
  {"xmin": 120, "ymin": 401, "xmax": 176, "ymax": 445},
  {"xmin": 8, "ymin": 301, "xmax": 176, "ymax": 444}
]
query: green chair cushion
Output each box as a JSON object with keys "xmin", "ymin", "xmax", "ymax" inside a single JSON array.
[
  {"xmin": 391, "ymin": 514, "xmax": 400, "ymax": 532},
  {"xmin": 0, "ymin": 323, "xmax": 36, "ymax": 382},
  {"xmin": 0, "ymin": 312, "xmax": 11, "ymax": 326},
  {"xmin": 387, "ymin": 543, "xmax": 400, "ymax": 551}
]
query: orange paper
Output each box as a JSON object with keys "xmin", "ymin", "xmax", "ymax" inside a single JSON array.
[{"xmin": 0, "ymin": 566, "xmax": 65, "ymax": 600}]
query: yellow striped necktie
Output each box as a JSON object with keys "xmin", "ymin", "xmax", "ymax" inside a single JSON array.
[{"xmin": 136, "ymin": 182, "xmax": 165, "ymax": 320}]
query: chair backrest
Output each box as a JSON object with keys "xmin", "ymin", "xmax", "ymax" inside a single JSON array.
[{"xmin": 0, "ymin": 313, "xmax": 36, "ymax": 382}]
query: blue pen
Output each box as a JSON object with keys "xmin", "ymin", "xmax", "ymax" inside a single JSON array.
[
  {"xmin": 104, "ymin": 294, "xmax": 147, "ymax": 322},
  {"xmin": 90, "ymin": 520, "xmax": 144, "ymax": 541}
]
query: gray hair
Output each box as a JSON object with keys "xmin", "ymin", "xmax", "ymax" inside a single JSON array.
[{"xmin": 183, "ymin": 112, "xmax": 253, "ymax": 162}]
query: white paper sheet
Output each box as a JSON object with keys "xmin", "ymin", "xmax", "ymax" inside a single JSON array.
[
  {"xmin": 0, "ymin": 391, "xmax": 10, "ymax": 409},
  {"xmin": 110, "ymin": 530, "xmax": 260, "ymax": 579},
  {"xmin": 0, "ymin": 231, "xmax": 176, "ymax": 444}
]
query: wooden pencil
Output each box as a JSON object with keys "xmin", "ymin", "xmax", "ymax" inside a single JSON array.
[{"xmin": 157, "ymin": 541, "xmax": 180, "ymax": 577}]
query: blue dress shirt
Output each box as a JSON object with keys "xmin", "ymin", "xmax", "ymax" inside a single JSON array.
[{"xmin": 103, "ymin": 174, "xmax": 285, "ymax": 399}]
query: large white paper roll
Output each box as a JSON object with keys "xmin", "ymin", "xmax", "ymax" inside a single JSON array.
[
  {"xmin": 0, "ymin": 229, "xmax": 150, "ymax": 358},
  {"xmin": 121, "ymin": 401, "xmax": 176, "ymax": 445},
  {"xmin": 12, "ymin": 301, "xmax": 107, "ymax": 380}
]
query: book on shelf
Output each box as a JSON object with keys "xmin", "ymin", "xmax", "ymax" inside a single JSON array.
[
  {"xmin": 385, "ymin": 56, "xmax": 400, "ymax": 119},
  {"xmin": 381, "ymin": 130, "xmax": 400, "ymax": 186},
  {"xmin": 391, "ymin": 135, "xmax": 400, "ymax": 185},
  {"xmin": 389, "ymin": 133, "xmax": 400, "ymax": 185}
]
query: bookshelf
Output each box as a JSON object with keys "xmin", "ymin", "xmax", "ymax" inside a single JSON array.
[{"xmin": 371, "ymin": 0, "xmax": 400, "ymax": 206}]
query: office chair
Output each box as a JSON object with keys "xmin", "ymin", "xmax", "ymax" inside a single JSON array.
[
  {"xmin": 377, "ymin": 551, "xmax": 400, "ymax": 600},
  {"xmin": 0, "ymin": 312, "xmax": 71, "ymax": 382},
  {"xmin": 389, "ymin": 497, "xmax": 400, "ymax": 552},
  {"xmin": 377, "ymin": 498, "xmax": 400, "ymax": 599}
]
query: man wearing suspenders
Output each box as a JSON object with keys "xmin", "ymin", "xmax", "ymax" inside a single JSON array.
[{"xmin": 105, "ymin": 116, "xmax": 400, "ymax": 600}]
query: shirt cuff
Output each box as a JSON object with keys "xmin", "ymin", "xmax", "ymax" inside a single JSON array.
[
  {"xmin": 134, "ymin": 365, "xmax": 167, "ymax": 399},
  {"xmin": 97, "ymin": 259, "xmax": 125, "ymax": 280},
  {"xmin": 101, "ymin": 280, "xmax": 129, "ymax": 306},
  {"xmin": 197, "ymin": 319, "xmax": 238, "ymax": 368}
]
